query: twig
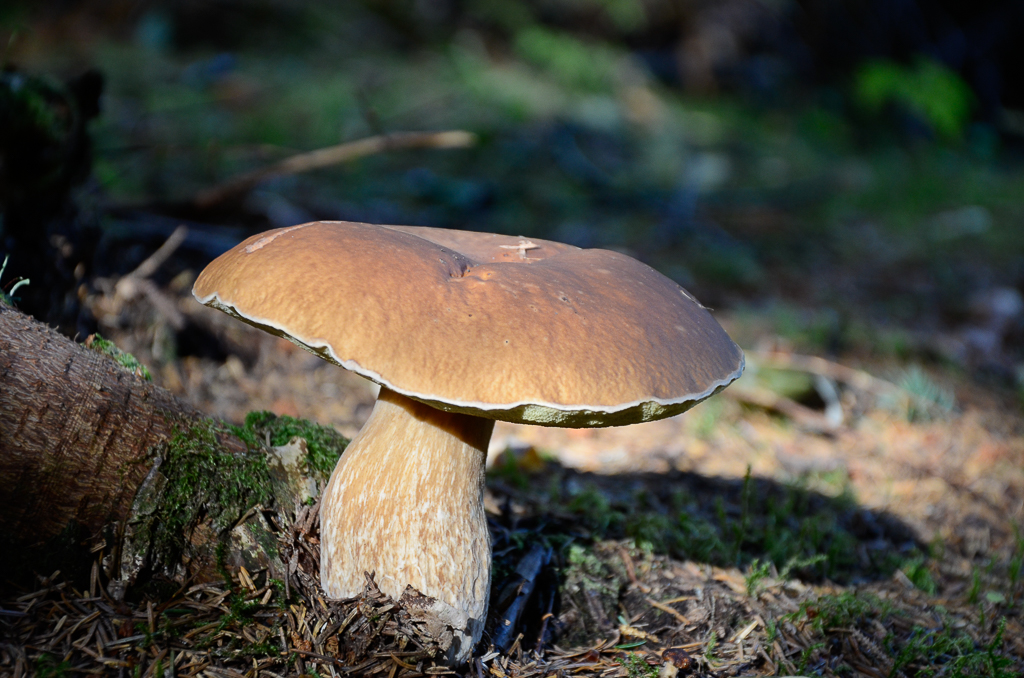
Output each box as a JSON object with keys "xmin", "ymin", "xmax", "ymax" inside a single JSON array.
[
  {"xmin": 124, "ymin": 225, "xmax": 189, "ymax": 281},
  {"xmin": 291, "ymin": 649, "xmax": 348, "ymax": 668},
  {"xmin": 194, "ymin": 130, "xmax": 477, "ymax": 209},
  {"xmin": 99, "ymin": 225, "xmax": 189, "ymax": 329},
  {"xmin": 534, "ymin": 591, "xmax": 555, "ymax": 655},
  {"xmin": 748, "ymin": 350, "xmax": 902, "ymax": 398},
  {"xmin": 645, "ymin": 598, "xmax": 687, "ymax": 625},
  {"xmin": 618, "ymin": 546, "xmax": 651, "ymax": 593},
  {"xmin": 724, "ymin": 385, "xmax": 838, "ymax": 433}
]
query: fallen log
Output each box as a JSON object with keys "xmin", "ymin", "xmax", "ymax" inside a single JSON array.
[{"xmin": 0, "ymin": 302, "xmax": 346, "ymax": 594}]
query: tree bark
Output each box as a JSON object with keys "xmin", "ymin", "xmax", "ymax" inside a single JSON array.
[
  {"xmin": 0, "ymin": 303, "xmax": 230, "ymax": 545},
  {"xmin": 0, "ymin": 303, "xmax": 312, "ymax": 595}
]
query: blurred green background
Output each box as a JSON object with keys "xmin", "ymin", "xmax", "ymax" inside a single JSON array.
[{"xmin": 2, "ymin": 0, "xmax": 1024, "ymax": 392}]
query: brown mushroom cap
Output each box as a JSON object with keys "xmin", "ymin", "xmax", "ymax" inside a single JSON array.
[{"xmin": 193, "ymin": 221, "xmax": 744, "ymax": 427}]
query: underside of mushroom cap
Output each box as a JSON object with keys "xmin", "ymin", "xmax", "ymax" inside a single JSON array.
[{"xmin": 193, "ymin": 221, "xmax": 744, "ymax": 427}]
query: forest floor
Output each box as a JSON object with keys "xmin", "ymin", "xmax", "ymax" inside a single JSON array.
[{"xmin": 3, "ymin": 281, "xmax": 1022, "ymax": 677}]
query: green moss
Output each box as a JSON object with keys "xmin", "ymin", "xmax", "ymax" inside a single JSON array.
[
  {"xmin": 209, "ymin": 589, "xmax": 263, "ymax": 637},
  {"xmin": 673, "ymin": 509, "xmax": 727, "ymax": 563},
  {"xmin": 797, "ymin": 642, "xmax": 826, "ymax": 674},
  {"xmin": 765, "ymin": 617, "xmax": 779, "ymax": 644},
  {"xmin": 165, "ymin": 420, "xmax": 272, "ymax": 532},
  {"xmin": 235, "ymin": 639, "xmax": 282, "ymax": 657},
  {"xmin": 567, "ymin": 485, "xmax": 624, "ymax": 535},
  {"xmin": 563, "ymin": 543, "xmax": 623, "ymax": 598},
  {"xmin": 779, "ymin": 589, "xmax": 1019, "ymax": 678},
  {"xmin": 85, "ymin": 333, "xmax": 152, "ymax": 381},
  {"xmin": 513, "ymin": 26, "xmax": 622, "ymax": 93},
  {"xmin": 1008, "ymin": 526, "xmax": 1024, "ymax": 602},
  {"xmin": 854, "ymin": 57, "xmax": 974, "ymax": 140},
  {"xmin": 237, "ymin": 411, "xmax": 348, "ymax": 479},
  {"xmin": 624, "ymin": 511, "xmax": 672, "ymax": 552},
  {"xmin": 899, "ymin": 366, "xmax": 955, "ymax": 422},
  {"xmin": 745, "ymin": 558, "xmax": 772, "ymax": 596},
  {"xmin": 136, "ymin": 418, "xmax": 274, "ymax": 571},
  {"xmin": 704, "ymin": 630, "xmax": 718, "ymax": 660},
  {"xmin": 557, "ymin": 542, "xmax": 627, "ymax": 647}
]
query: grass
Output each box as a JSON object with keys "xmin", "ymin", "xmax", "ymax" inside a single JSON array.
[
  {"xmin": 482, "ymin": 442, "xmax": 1024, "ymax": 676},
  {"xmin": 615, "ymin": 652, "xmax": 658, "ymax": 678},
  {"xmin": 899, "ymin": 366, "xmax": 956, "ymax": 422},
  {"xmin": 902, "ymin": 556, "xmax": 939, "ymax": 595},
  {"xmin": 33, "ymin": 654, "xmax": 71, "ymax": 678},
  {"xmin": 891, "ymin": 617, "xmax": 1014, "ymax": 678},
  {"xmin": 796, "ymin": 591, "xmax": 889, "ymax": 632},
  {"xmin": 5, "ymin": 411, "xmax": 1020, "ymax": 676},
  {"xmin": 797, "ymin": 642, "xmax": 826, "ymax": 675},
  {"xmin": 0, "ymin": 255, "xmax": 30, "ymax": 307},
  {"xmin": 744, "ymin": 558, "xmax": 773, "ymax": 596},
  {"xmin": 704, "ymin": 630, "xmax": 718, "ymax": 661},
  {"xmin": 485, "ymin": 453, "xmax": 935, "ymax": 671},
  {"xmin": 1008, "ymin": 526, "xmax": 1024, "ymax": 603}
]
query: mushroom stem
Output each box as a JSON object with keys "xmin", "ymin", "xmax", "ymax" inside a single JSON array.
[{"xmin": 320, "ymin": 386, "xmax": 493, "ymax": 664}]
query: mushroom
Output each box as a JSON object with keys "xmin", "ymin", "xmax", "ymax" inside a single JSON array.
[{"xmin": 193, "ymin": 221, "xmax": 743, "ymax": 664}]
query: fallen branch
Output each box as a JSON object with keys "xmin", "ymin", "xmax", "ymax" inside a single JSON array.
[
  {"xmin": 724, "ymin": 385, "xmax": 839, "ymax": 434},
  {"xmin": 122, "ymin": 224, "xmax": 189, "ymax": 281},
  {"xmin": 748, "ymin": 350, "xmax": 902, "ymax": 399},
  {"xmin": 646, "ymin": 597, "xmax": 688, "ymax": 625},
  {"xmin": 194, "ymin": 130, "xmax": 477, "ymax": 209},
  {"xmin": 90, "ymin": 225, "xmax": 189, "ymax": 330},
  {"xmin": 730, "ymin": 350, "xmax": 918, "ymax": 432}
]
